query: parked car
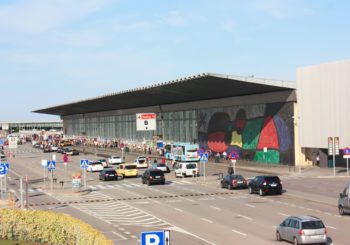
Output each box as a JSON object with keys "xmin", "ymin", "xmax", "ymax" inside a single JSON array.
[
  {"xmin": 51, "ymin": 145, "xmax": 59, "ymax": 151},
  {"xmin": 141, "ymin": 169, "xmax": 165, "ymax": 185},
  {"xmin": 97, "ymin": 159, "xmax": 108, "ymax": 168},
  {"xmin": 248, "ymin": 175, "xmax": 282, "ymax": 196},
  {"xmin": 276, "ymin": 215, "xmax": 327, "ymax": 245},
  {"xmin": 338, "ymin": 182, "xmax": 350, "ymax": 215},
  {"xmin": 66, "ymin": 149, "xmax": 79, "ymax": 156},
  {"xmin": 174, "ymin": 162, "xmax": 198, "ymax": 177},
  {"xmin": 108, "ymin": 156, "xmax": 123, "ymax": 165},
  {"xmin": 33, "ymin": 143, "xmax": 41, "ymax": 148},
  {"xmin": 151, "ymin": 163, "xmax": 170, "ymax": 173},
  {"xmin": 87, "ymin": 161, "xmax": 104, "ymax": 172},
  {"xmin": 134, "ymin": 157, "xmax": 148, "ymax": 168},
  {"xmin": 56, "ymin": 147, "xmax": 65, "ymax": 154},
  {"xmin": 220, "ymin": 174, "xmax": 248, "ymax": 190},
  {"xmin": 115, "ymin": 163, "xmax": 138, "ymax": 178},
  {"xmin": 99, "ymin": 169, "xmax": 119, "ymax": 181}
]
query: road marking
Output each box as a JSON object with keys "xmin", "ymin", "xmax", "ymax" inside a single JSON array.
[
  {"xmin": 209, "ymin": 205, "xmax": 221, "ymax": 211},
  {"xmin": 174, "ymin": 208, "xmax": 183, "ymax": 212},
  {"xmin": 279, "ymin": 213, "xmax": 289, "ymax": 217},
  {"xmin": 130, "ymin": 235, "xmax": 137, "ymax": 239},
  {"xmin": 237, "ymin": 214, "xmax": 253, "ymax": 221},
  {"xmin": 112, "ymin": 231, "xmax": 127, "ymax": 240},
  {"xmin": 232, "ymin": 229, "xmax": 247, "ymax": 236},
  {"xmin": 133, "ymin": 201, "xmax": 149, "ymax": 205},
  {"xmin": 124, "ymin": 231, "xmax": 131, "ymax": 235},
  {"xmin": 201, "ymin": 218, "xmax": 213, "ymax": 224},
  {"xmin": 184, "ymin": 198, "xmax": 195, "ymax": 202},
  {"xmin": 245, "ymin": 204, "xmax": 255, "ymax": 208},
  {"xmin": 326, "ymin": 225, "xmax": 336, "ymax": 230},
  {"xmin": 122, "ymin": 184, "xmax": 133, "ymax": 188}
]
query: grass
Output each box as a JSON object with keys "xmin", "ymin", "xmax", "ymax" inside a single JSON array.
[{"xmin": 0, "ymin": 240, "xmax": 40, "ymax": 245}]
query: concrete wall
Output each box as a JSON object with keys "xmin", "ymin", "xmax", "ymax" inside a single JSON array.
[{"xmin": 297, "ymin": 60, "xmax": 350, "ymax": 149}]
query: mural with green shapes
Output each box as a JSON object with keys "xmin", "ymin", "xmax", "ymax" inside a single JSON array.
[
  {"xmin": 242, "ymin": 118, "xmax": 263, "ymax": 149},
  {"xmin": 254, "ymin": 150, "xmax": 279, "ymax": 164}
]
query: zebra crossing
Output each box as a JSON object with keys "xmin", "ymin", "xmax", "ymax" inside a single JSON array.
[
  {"xmin": 9, "ymin": 187, "xmax": 44, "ymax": 195},
  {"xmin": 54, "ymin": 191, "xmax": 171, "ymax": 228},
  {"xmin": 88, "ymin": 180, "xmax": 195, "ymax": 191}
]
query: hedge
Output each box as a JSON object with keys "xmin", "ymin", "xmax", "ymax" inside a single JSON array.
[{"xmin": 0, "ymin": 209, "xmax": 113, "ymax": 245}]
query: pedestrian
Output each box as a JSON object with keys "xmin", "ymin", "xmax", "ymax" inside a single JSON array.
[
  {"xmin": 222, "ymin": 151, "xmax": 227, "ymax": 161},
  {"xmin": 153, "ymin": 158, "xmax": 158, "ymax": 163},
  {"xmin": 316, "ymin": 153, "xmax": 320, "ymax": 166},
  {"xmin": 161, "ymin": 157, "xmax": 166, "ymax": 165},
  {"xmin": 148, "ymin": 147, "xmax": 151, "ymax": 155}
]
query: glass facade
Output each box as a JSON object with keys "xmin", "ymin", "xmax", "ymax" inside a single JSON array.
[{"xmin": 64, "ymin": 110, "xmax": 197, "ymax": 143}]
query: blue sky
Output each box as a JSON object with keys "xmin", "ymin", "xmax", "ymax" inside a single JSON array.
[{"xmin": 0, "ymin": 0, "xmax": 349, "ymax": 121}]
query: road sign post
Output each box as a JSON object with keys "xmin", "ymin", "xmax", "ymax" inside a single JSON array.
[
  {"xmin": 47, "ymin": 161, "xmax": 56, "ymax": 191},
  {"xmin": 328, "ymin": 137, "xmax": 339, "ymax": 176},
  {"xmin": 343, "ymin": 147, "xmax": 350, "ymax": 176},
  {"xmin": 80, "ymin": 159, "xmax": 89, "ymax": 188},
  {"xmin": 199, "ymin": 153, "xmax": 208, "ymax": 182}
]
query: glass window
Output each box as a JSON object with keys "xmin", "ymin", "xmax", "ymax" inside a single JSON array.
[{"xmin": 301, "ymin": 221, "xmax": 325, "ymax": 229}]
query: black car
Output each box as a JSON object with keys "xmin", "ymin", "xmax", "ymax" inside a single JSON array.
[
  {"xmin": 99, "ymin": 169, "xmax": 119, "ymax": 181},
  {"xmin": 57, "ymin": 147, "xmax": 68, "ymax": 154},
  {"xmin": 220, "ymin": 174, "xmax": 248, "ymax": 190},
  {"xmin": 66, "ymin": 149, "xmax": 79, "ymax": 156},
  {"xmin": 141, "ymin": 169, "xmax": 165, "ymax": 185},
  {"xmin": 248, "ymin": 176, "xmax": 282, "ymax": 196}
]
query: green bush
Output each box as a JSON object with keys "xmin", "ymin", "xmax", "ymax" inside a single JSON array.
[{"xmin": 0, "ymin": 209, "xmax": 113, "ymax": 245}]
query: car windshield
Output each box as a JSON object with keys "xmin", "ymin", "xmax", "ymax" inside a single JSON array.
[
  {"xmin": 231, "ymin": 175, "xmax": 244, "ymax": 180},
  {"xmin": 105, "ymin": 170, "xmax": 116, "ymax": 174},
  {"xmin": 187, "ymin": 164, "xmax": 196, "ymax": 169},
  {"xmin": 150, "ymin": 171, "xmax": 164, "ymax": 176},
  {"xmin": 125, "ymin": 165, "xmax": 136, "ymax": 170},
  {"xmin": 187, "ymin": 149, "xmax": 197, "ymax": 153},
  {"xmin": 92, "ymin": 162, "xmax": 102, "ymax": 166},
  {"xmin": 138, "ymin": 159, "xmax": 145, "ymax": 163},
  {"xmin": 266, "ymin": 177, "xmax": 280, "ymax": 183},
  {"xmin": 301, "ymin": 221, "xmax": 325, "ymax": 229}
]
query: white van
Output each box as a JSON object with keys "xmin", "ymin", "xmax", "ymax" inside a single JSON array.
[{"xmin": 174, "ymin": 162, "xmax": 198, "ymax": 178}]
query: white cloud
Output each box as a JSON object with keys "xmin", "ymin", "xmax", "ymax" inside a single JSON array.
[{"xmin": 0, "ymin": 0, "xmax": 112, "ymax": 33}]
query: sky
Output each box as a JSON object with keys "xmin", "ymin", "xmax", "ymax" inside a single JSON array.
[{"xmin": 0, "ymin": 0, "xmax": 349, "ymax": 122}]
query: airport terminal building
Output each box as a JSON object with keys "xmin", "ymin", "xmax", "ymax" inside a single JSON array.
[
  {"xmin": 35, "ymin": 73, "xmax": 298, "ymax": 166},
  {"xmin": 34, "ymin": 60, "xmax": 350, "ymax": 167}
]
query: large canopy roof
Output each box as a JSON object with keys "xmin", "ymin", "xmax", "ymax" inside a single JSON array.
[{"xmin": 34, "ymin": 73, "xmax": 296, "ymax": 116}]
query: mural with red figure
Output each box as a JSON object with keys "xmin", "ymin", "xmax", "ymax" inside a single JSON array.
[{"xmin": 198, "ymin": 103, "xmax": 294, "ymax": 165}]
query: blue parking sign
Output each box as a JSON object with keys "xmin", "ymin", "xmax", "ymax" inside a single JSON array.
[
  {"xmin": 0, "ymin": 163, "xmax": 7, "ymax": 175},
  {"xmin": 141, "ymin": 231, "xmax": 164, "ymax": 245}
]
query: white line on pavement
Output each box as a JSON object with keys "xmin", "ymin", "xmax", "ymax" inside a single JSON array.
[
  {"xmin": 326, "ymin": 225, "xmax": 337, "ymax": 230},
  {"xmin": 201, "ymin": 218, "xmax": 213, "ymax": 224},
  {"xmin": 209, "ymin": 205, "xmax": 221, "ymax": 211},
  {"xmin": 232, "ymin": 229, "xmax": 247, "ymax": 236},
  {"xmin": 112, "ymin": 231, "xmax": 127, "ymax": 240},
  {"xmin": 237, "ymin": 214, "xmax": 253, "ymax": 221},
  {"xmin": 245, "ymin": 204, "xmax": 255, "ymax": 208},
  {"xmin": 174, "ymin": 208, "xmax": 183, "ymax": 212}
]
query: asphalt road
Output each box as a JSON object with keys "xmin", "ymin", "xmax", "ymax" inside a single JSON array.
[{"xmin": 2, "ymin": 143, "xmax": 350, "ymax": 245}]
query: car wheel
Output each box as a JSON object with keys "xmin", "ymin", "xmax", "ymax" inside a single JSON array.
[
  {"xmin": 228, "ymin": 184, "xmax": 233, "ymax": 190},
  {"xmin": 183, "ymin": 173, "xmax": 186, "ymax": 178},
  {"xmin": 162, "ymin": 181, "xmax": 165, "ymax": 185},
  {"xmin": 259, "ymin": 188, "xmax": 264, "ymax": 196},
  {"xmin": 293, "ymin": 237, "xmax": 299, "ymax": 245},
  {"xmin": 339, "ymin": 206, "xmax": 346, "ymax": 215},
  {"xmin": 220, "ymin": 182, "xmax": 224, "ymax": 188},
  {"xmin": 249, "ymin": 186, "xmax": 253, "ymax": 194},
  {"xmin": 276, "ymin": 231, "xmax": 282, "ymax": 241},
  {"xmin": 147, "ymin": 180, "xmax": 151, "ymax": 186}
]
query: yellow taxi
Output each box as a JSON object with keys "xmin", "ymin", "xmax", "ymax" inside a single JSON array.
[{"xmin": 116, "ymin": 163, "xmax": 138, "ymax": 178}]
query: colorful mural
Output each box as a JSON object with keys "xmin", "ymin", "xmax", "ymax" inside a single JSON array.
[{"xmin": 198, "ymin": 103, "xmax": 294, "ymax": 165}]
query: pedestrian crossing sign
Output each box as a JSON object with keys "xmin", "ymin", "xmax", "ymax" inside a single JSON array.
[
  {"xmin": 47, "ymin": 161, "xmax": 56, "ymax": 170},
  {"xmin": 80, "ymin": 159, "xmax": 89, "ymax": 169},
  {"xmin": 200, "ymin": 153, "xmax": 208, "ymax": 163}
]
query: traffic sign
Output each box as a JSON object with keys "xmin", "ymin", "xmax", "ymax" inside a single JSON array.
[
  {"xmin": 41, "ymin": 159, "xmax": 47, "ymax": 168},
  {"xmin": 4, "ymin": 163, "xmax": 9, "ymax": 170},
  {"xmin": 47, "ymin": 161, "xmax": 56, "ymax": 170},
  {"xmin": 0, "ymin": 163, "xmax": 7, "ymax": 175},
  {"xmin": 141, "ymin": 231, "xmax": 169, "ymax": 245},
  {"xmin": 200, "ymin": 153, "xmax": 208, "ymax": 163},
  {"xmin": 0, "ymin": 140, "xmax": 3, "ymax": 146},
  {"xmin": 197, "ymin": 148, "xmax": 204, "ymax": 156},
  {"xmin": 229, "ymin": 150, "xmax": 238, "ymax": 160},
  {"xmin": 343, "ymin": 147, "xmax": 350, "ymax": 155},
  {"xmin": 80, "ymin": 159, "xmax": 89, "ymax": 169}
]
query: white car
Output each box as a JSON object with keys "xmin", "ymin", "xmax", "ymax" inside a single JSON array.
[
  {"xmin": 151, "ymin": 163, "xmax": 170, "ymax": 173},
  {"xmin": 174, "ymin": 162, "xmax": 198, "ymax": 177},
  {"xmin": 134, "ymin": 157, "xmax": 148, "ymax": 168},
  {"xmin": 50, "ymin": 145, "xmax": 58, "ymax": 151},
  {"xmin": 87, "ymin": 161, "xmax": 104, "ymax": 172},
  {"xmin": 108, "ymin": 156, "xmax": 123, "ymax": 165}
]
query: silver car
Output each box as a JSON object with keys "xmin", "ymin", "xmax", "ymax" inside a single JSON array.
[
  {"xmin": 276, "ymin": 215, "xmax": 327, "ymax": 245},
  {"xmin": 338, "ymin": 183, "xmax": 350, "ymax": 215}
]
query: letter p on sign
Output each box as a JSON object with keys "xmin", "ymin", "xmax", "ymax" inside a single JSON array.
[
  {"xmin": 146, "ymin": 234, "xmax": 160, "ymax": 245},
  {"xmin": 141, "ymin": 231, "xmax": 165, "ymax": 245}
]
